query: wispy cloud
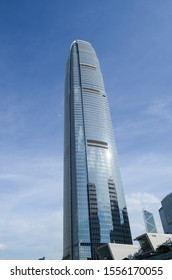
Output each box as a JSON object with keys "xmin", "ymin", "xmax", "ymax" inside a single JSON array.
[
  {"xmin": 126, "ymin": 192, "xmax": 163, "ymax": 238},
  {"xmin": 121, "ymin": 151, "xmax": 172, "ymax": 239},
  {"xmin": 0, "ymin": 209, "xmax": 62, "ymax": 260},
  {"xmin": 0, "ymin": 96, "xmax": 24, "ymax": 137},
  {"xmin": 145, "ymin": 97, "xmax": 172, "ymax": 122},
  {"xmin": 0, "ymin": 244, "xmax": 7, "ymax": 251},
  {"xmin": 126, "ymin": 192, "xmax": 160, "ymax": 212},
  {"xmin": 115, "ymin": 96, "xmax": 172, "ymax": 141},
  {"xmin": 0, "ymin": 154, "xmax": 63, "ymax": 259},
  {"xmin": 121, "ymin": 152, "xmax": 172, "ymax": 195}
]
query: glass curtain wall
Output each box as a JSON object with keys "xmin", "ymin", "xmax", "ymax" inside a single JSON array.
[{"xmin": 63, "ymin": 40, "xmax": 132, "ymax": 260}]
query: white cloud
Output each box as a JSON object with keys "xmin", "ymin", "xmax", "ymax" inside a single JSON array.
[
  {"xmin": 113, "ymin": 96, "xmax": 172, "ymax": 141},
  {"xmin": 0, "ymin": 244, "xmax": 7, "ymax": 251},
  {"xmin": 120, "ymin": 152, "xmax": 172, "ymax": 239},
  {"xmin": 126, "ymin": 192, "xmax": 163, "ymax": 239},
  {"xmin": 0, "ymin": 153, "xmax": 63, "ymax": 259},
  {"xmin": 0, "ymin": 173, "xmax": 28, "ymax": 181},
  {"xmin": 146, "ymin": 97, "xmax": 172, "ymax": 122},
  {"xmin": 121, "ymin": 152, "xmax": 172, "ymax": 195},
  {"xmin": 126, "ymin": 192, "xmax": 160, "ymax": 212},
  {"xmin": 0, "ymin": 209, "xmax": 63, "ymax": 260}
]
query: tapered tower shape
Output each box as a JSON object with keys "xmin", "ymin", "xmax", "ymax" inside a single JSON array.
[
  {"xmin": 63, "ymin": 40, "xmax": 132, "ymax": 260},
  {"xmin": 143, "ymin": 210, "xmax": 157, "ymax": 233}
]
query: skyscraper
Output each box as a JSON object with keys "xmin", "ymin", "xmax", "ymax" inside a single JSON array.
[
  {"xmin": 63, "ymin": 40, "xmax": 132, "ymax": 260},
  {"xmin": 159, "ymin": 193, "xmax": 172, "ymax": 234},
  {"xmin": 143, "ymin": 210, "xmax": 157, "ymax": 233}
]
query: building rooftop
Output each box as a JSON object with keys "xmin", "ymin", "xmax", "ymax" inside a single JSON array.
[
  {"xmin": 96, "ymin": 243, "xmax": 139, "ymax": 260},
  {"xmin": 134, "ymin": 232, "xmax": 172, "ymax": 253}
]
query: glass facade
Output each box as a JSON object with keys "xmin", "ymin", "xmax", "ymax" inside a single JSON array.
[
  {"xmin": 63, "ymin": 40, "xmax": 132, "ymax": 260},
  {"xmin": 143, "ymin": 210, "xmax": 157, "ymax": 233},
  {"xmin": 159, "ymin": 193, "xmax": 172, "ymax": 234}
]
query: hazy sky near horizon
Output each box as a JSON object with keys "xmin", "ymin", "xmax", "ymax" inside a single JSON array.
[{"xmin": 0, "ymin": 0, "xmax": 172, "ymax": 259}]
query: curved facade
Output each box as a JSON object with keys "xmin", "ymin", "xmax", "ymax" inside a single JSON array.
[{"xmin": 63, "ymin": 40, "xmax": 132, "ymax": 260}]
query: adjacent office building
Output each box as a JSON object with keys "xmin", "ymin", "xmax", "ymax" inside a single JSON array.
[
  {"xmin": 159, "ymin": 192, "xmax": 172, "ymax": 234},
  {"xmin": 63, "ymin": 40, "xmax": 132, "ymax": 260},
  {"xmin": 143, "ymin": 210, "xmax": 157, "ymax": 233}
]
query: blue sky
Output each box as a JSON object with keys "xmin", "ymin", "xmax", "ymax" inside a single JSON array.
[{"xmin": 0, "ymin": 0, "xmax": 172, "ymax": 259}]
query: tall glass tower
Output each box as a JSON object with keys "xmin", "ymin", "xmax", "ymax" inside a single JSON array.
[
  {"xmin": 143, "ymin": 210, "xmax": 157, "ymax": 233},
  {"xmin": 63, "ymin": 40, "xmax": 132, "ymax": 260},
  {"xmin": 159, "ymin": 192, "xmax": 172, "ymax": 234}
]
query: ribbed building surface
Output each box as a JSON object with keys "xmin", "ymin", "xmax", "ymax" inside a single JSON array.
[{"xmin": 63, "ymin": 40, "xmax": 132, "ymax": 260}]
